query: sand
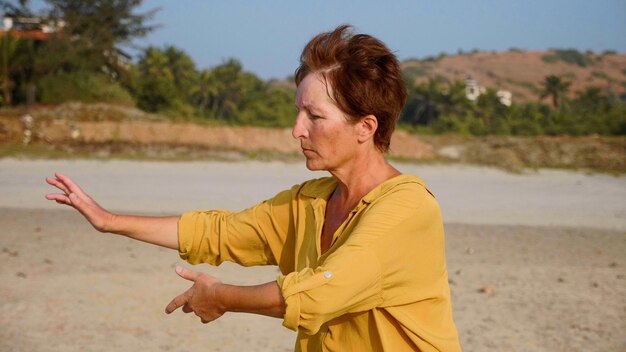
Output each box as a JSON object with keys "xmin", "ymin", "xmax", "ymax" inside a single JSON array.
[{"xmin": 1, "ymin": 158, "xmax": 625, "ymax": 351}]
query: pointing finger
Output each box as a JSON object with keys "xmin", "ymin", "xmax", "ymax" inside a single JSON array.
[{"xmin": 165, "ymin": 291, "xmax": 190, "ymax": 314}]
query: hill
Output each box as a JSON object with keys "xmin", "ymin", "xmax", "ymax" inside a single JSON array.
[{"xmin": 401, "ymin": 49, "xmax": 626, "ymax": 104}]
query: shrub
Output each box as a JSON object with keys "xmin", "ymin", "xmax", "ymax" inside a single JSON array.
[
  {"xmin": 238, "ymin": 85, "xmax": 295, "ymax": 127},
  {"xmin": 402, "ymin": 66, "xmax": 429, "ymax": 80},
  {"xmin": 430, "ymin": 114, "xmax": 471, "ymax": 135},
  {"xmin": 591, "ymin": 71, "xmax": 610, "ymax": 81},
  {"xmin": 542, "ymin": 49, "xmax": 594, "ymax": 67},
  {"xmin": 38, "ymin": 71, "xmax": 135, "ymax": 106}
]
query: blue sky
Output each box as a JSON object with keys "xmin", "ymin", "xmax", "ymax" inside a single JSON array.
[{"xmin": 22, "ymin": 0, "xmax": 626, "ymax": 80}]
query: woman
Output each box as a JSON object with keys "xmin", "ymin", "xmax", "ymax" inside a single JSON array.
[{"xmin": 46, "ymin": 25, "xmax": 461, "ymax": 351}]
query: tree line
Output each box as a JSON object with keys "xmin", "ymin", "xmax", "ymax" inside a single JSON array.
[
  {"xmin": 1, "ymin": 0, "xmax": 624, "ymax": 136},
  {"xmin": 401, "ymin": 75, "xmax": 626, "ymax": 136}
]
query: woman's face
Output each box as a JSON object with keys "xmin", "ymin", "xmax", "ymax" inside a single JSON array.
[{"xmin": 293, "ymin": 73, "xmax": 359, "ymax": 171}]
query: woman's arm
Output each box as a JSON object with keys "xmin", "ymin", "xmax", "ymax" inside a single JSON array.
[
  {"xmin": 164, "ymin": 266, "xmax": 285, "ymax": 322},
  {"xmin": 45, "ymin": 172, "xmax": 179, "ymax": 250}
]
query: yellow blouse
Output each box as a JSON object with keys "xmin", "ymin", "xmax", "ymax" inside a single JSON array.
[{"xmin": 178, "ymin": 174, "xmax": 461, "ymax": 351}]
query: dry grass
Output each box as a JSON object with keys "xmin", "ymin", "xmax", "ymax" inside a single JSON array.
[
  {"xmin": 421, "ymin": 134, "xmax": 626, "ymax": 174},
  {"xmin": 1, "ymin": 103, "xmax": 624, "ymax": 174}
]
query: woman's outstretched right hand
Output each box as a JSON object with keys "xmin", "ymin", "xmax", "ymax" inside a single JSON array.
[{"xmin": 45, "ymin": 172, "xmax": 115, "ymax": 233}]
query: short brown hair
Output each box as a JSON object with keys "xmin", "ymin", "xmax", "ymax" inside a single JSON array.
[{"xmin": 295, "ymin": 24, "xmax": 407, "ymax": 152}]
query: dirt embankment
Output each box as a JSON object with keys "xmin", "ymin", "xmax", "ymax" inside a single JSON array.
[
  {"xmin": 0, "ymin": 103, "xmax": 434, "ymax": 160},
  {"xmin": 0, "ymin": 102, "xmax": 624, "ymax": 173}
]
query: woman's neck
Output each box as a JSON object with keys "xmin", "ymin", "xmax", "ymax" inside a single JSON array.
[{"xmin": 328, "ymin": 150, "xmax": 400, "ymax": 205}]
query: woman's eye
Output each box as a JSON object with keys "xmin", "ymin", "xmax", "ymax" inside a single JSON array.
[{"xmin": 309, "ymin": 113, "xmax": 322, "ymax": 120}]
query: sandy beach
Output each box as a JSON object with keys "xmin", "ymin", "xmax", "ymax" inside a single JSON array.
[{"xmin": 1, "ymin": 159, "xmax": 625, "ymax": 351}]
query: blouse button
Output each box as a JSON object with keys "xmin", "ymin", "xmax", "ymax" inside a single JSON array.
[{"xmin": 324, "ymin": 271, "xmax": 332, "ymax": 279}]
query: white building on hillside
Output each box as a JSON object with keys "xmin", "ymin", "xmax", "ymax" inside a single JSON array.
[
  {"xmin": 465, "ymin": 77, "xmax": 512, "ymax": 106},
  {"xmin": 465, "ymin": 78, "xmax": 485, "ymax": 101}
]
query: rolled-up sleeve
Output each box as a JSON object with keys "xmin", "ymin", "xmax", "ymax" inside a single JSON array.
[
  {"xmin": 178, "ymin": 187, "xmax": 295, "ymax": 267},
  {"xmin": 277, "ymin": 184, "xmax": 445, "ymax": 335},
  {"xmin": 277, "ymin": 247, "xmax": 384, "ymax": 334}
]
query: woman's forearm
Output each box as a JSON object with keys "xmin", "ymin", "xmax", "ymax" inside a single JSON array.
[
  {"xmin": 108, "ymin": 214, "xmax": 180, "ymax": 250},
  {"xmin": 46, "ymin": 173, "xmax": 180, "ymax": 250},
  {"xmin": 165, "ymin": 268, "xmax": 286, "ymax": 323},
  {"xmin": 216, "ymin": 281, "xmax": 286, "ymax": 318}
]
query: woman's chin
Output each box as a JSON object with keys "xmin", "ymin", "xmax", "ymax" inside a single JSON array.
[{"xmin": 304, "ymin": 159, "xmax": 325, "ymax": 171}]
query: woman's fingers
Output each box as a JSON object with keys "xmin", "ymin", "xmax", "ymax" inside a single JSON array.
[
  {"xmin": 182, "ymin": 304, "xmax": 193, "ymax": 314},
  {"xmin": 45, "ymin": 193, "xmax": 70, "ymax": 203},
  {"xmin": 46, "ymin": 173, "xmax": 93, "ymax": 210},
  {"xmin": 45, "ymin": 174, "xmax": 85, "ymax": 203},
  {"xmin": 165, "ymin": 291, "xmax": 190, "ymax": 314},
  {"xmin": 46, "ymin": 177, "xmax": 71, "ymax": 195},
  {"xmin": 54, "ymin": 172, "xmax": 87, "ymax": 198},
  {"xmin": 46, "ymin": 177, "xmax": 84, "ymax": 212}
]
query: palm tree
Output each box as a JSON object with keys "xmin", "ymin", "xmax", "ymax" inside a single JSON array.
[
  {"xmin": 400, "ymin": 79, "xmax": 445, "ymax": 125},
  {"xmin": 440, "ymin": 80, "xmax": 473, "ymax": 116},
  {"xmin": 540, "ymin": 75, "xmax": 571, "ymax": 108},
  {"xmin": 190, "ymin": 69, "xmax": 218, "ymax": 116}
]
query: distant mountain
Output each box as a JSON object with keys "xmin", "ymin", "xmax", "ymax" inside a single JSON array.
[{"xmin": 401, "ymin": 49, "xmax": 626, "ymax": 104}]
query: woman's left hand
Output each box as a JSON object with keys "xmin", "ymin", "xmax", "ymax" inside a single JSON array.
[{"xmin": 165, "ymin": 266, "xmax": 225, "ymax": 324}]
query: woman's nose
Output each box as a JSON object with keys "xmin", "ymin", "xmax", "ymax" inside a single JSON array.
[{"xmin": 292, "ymin": 113, "xmax": 307, "ymax": 140}]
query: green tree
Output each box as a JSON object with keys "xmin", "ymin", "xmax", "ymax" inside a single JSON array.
[
  {"xmin": 507, "ymin": 103, "xmax": 547, "ymax": 136},
  {"xmin": 134, "ymin": 45, "xmax": 197, "ymax": 113},
  {"xmin": 400, "ymin": 79, "xmax": 472, "ymax": 127},
  {"xmin": 239, "ymin": 83, "xmax": 295, "ymax": 127},
  {"xmin": 199, "ymin": 58, "xmax": 262, "ymax": 121},
  {"xmin": 190, "ymin": 60, "xmax": 296, "ymax": 126},
  {"xmin": 190, "ymin": 69, "xmax": 218, "ymax": 116},
  {"xmin": 475, "ymin": 88, "xmax": 510, "ymax": 134},
  {"xmin": 440, "ymin": 80, "xmax": 473, "ymax": 116},
  {"xmin": 0, "ymin": 0, "xmax": 157, "ymax": 105},
  {"xmin": 574, "ymin": 86, "xmax": 610, "ymax": 113},
  {"xmin": 400, "ymin": 79, "xmax": 443, "ymax": 125},
  {"xmin": 44, "ymin": 0, "xmax": 157, "ymax": 76},
  {"xmin": 540, "ymin": 75, "xmax": 571, "ymax": 108}
]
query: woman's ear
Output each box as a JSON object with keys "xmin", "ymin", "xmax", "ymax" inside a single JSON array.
[{"xmin": 356, "ymin": 114, "xmax": 378, "ymax": 144}]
